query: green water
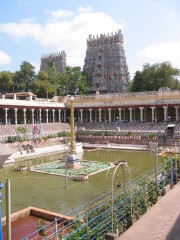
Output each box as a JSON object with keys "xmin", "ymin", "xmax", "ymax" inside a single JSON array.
[{"xmin": 0, "ymin": 149, "xmax": 160, "ymax": 217}]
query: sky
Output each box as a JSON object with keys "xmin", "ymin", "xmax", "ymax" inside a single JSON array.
[{"xmin": 0, "ymin": 0, "xmax": 180, "ymax": 79}]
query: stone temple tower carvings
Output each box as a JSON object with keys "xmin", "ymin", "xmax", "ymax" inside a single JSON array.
[
  {"xmin": 40, "ymin": 51, "xmax": 67, "ymax": 73},
  {"xmin": 83, "ymin": 30, "xmax": 130, "ymax": 93}
]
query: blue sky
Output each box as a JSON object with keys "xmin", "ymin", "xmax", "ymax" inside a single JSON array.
[{"xmin": 0, "ymin": 0, "xmax": 179, "ymax": 78}]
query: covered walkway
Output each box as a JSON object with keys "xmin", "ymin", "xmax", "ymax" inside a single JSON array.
[{"xmin": 118, "ymin": 183, "xmax": 180, "ymax": 240}]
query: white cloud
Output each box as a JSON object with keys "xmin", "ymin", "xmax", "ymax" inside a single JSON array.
[
  {"xmin": 0, "ymin": 8, "xmax": 124, "ymax": 68},
  {"xmin": 169, "ymin": 10, "xmax": 177, "ymax": 17},
  {"xmin": 0, "ymin": 51, "xmax": 12, "ymax": 65},
  {"xmin": 50, "ymin": 9, "xmax": 74, "ymax": 19},
  {"xmin": 78, "ymin": 6, "xmax": 92, "ymax": 13},
  {"xmin": 139, "ymin": 40, "xmax": 180, "ymax": 69},
  {"xmin": 0, "ymin": 22, "xmax": 42, "ymax": 39}
]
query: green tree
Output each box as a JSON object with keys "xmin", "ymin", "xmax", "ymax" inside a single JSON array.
[
  {"xmin": 33, "ymin": 70, "xmax": 57, "ymax": 98},
  {"xmin": 0, "ymin": 71, "xmax": 14, "ymax": 93},
  {"xmin": 129, "ymin": 62, "xmax": 180, "ymax": 92},
  {"xmin": 13, "ymin": 61, "xmax": 36, "ymax": 92},
  {"xmin": 59, "ymin": 66, "xmax": 89, "ymax": 95}
]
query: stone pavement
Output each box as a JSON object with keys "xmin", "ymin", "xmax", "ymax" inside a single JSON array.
[{"xmin": 118, "ymin": 183, "xmax": 180, "ymax": 240}]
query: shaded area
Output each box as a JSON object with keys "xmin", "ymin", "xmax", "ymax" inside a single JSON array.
[
  {"xmin": 0, "ymin": 143, "xmax": 16, "ymax": 168},
  {"xmin": 166, "ymin": 214, "xmax": 180, "ymax": 240}
]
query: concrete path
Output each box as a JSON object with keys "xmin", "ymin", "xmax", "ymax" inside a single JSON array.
[
  {"xmin": 5, "ymin": 144, "xmax": 66, "ymax": 164},
  {"xmin": 118, "ymin": 183, "xmax": 180, "ymax": 240}
]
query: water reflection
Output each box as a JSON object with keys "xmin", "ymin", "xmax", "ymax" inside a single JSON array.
[{"xmin": 0, "ymin": 149, "xmax": 161, "ymax": 216}]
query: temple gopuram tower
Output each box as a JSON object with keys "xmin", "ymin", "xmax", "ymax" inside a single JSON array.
[
  {"xmin": 40, "ymin": 51, "xmax": 67, "ymax": 73},
  {"xmin": 83, "ymin": 30, "xmax": 130, "ymax": 93}
]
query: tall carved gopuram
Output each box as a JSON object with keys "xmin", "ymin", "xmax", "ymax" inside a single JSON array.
[
  {"xmin": 40, "ymin": 51, "xmax": 67, "ymax": 73},
  {"xmin": 83, "ymin": 30, "xmax": 130, "ymax": 93}
]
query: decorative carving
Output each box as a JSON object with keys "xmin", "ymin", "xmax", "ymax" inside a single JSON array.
[{"xmin": 83, "ymin": 30, "xmax": 130, "ymax": 93}]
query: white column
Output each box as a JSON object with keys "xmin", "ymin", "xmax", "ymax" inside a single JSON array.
[
  {"xmin": 129, "ymin": 108, "xmax": 133, "ymax": 122},
  {"xmin": 108, "ymin": 108, "xmax": 111, "ymax": 122},
  {"xmin": 118, "ymin": 108, "xmax": 122, "ymax": 122},
  {"xmin": 98, "ymin": 109, "xmax": 102, "ymax": 122},
  {"xmin": 4, "ymin": 108, "xmax": 9, "ymax": 125},
  {"xmin": 89, "ymin": 109, "xmax": 92, "ymax": 122},
  {"xmin": 80, "ymin": 109, "xmax": 83, "ymax": 123},
  {"xmin": 151, "ymin": 107, "xmax": 155, "ymax": 123},
  {"xmin": 58, "ymin": 109, "xmax": 61, "ymax": 122},
  {"xmin": 64, "ymin": 110, "xmax": 66, "ymax": 122},
  {"xmin": 14, "ymin": 108, "xmax": 18, "ymax": 125},
  {"xmin": 163, "ymin": 106, "xmax": 167, "ymax": 122},
  {"xmin": 139, "ymin": 107, "xmax": 144, "ymax": 122},
  {"xmin": 52, "ymin": 109, "xmax": 55, "ymax": 123},
  {"xmin": 31, "ymin": 109, "xmax": 35, "ymax": 124},
  {"xmin": 23, "ymin": 108, "xmax": 27, "ymax": 124},
  {"xmin": 175, "ymin": 106, "xmax": 179, "ymax": 122},
  {"xmin": 46, "ymin": 109, "xmax": 49, "ymax": 123}
]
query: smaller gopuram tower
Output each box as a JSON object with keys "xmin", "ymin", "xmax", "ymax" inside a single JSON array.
[
  {"xmin": 40, "ymin": 51, "xmax": 67, "ymax": 73},
  {"xmin": 83, "ymin": 30, "xmax": 130, "ymax": 93}
]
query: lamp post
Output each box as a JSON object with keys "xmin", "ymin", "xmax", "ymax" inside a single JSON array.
[
  {"xmin": 66, "ymin": 96, "xmax": 80, "ymax": 169},
  {"xmin": 0, "ymin": 181, "xmax": 3, "ymax": 240}
]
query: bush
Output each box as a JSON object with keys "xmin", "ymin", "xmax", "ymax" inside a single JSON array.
[
  {"xmin": 57, "ymin": 131, "xmax": 70, "ymax": 137},
  {"xmin": 6, "ymin": 136, "xmax": 18, "ymax": 143}
]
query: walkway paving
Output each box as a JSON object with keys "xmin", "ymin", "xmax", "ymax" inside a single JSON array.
[
  {"xmin": 5, "ymin": 143, "xmax": 66, "ymax": 164},
  {"xmin": 118, "ymin": 183, "xmax": 180, "ymax": 240}
]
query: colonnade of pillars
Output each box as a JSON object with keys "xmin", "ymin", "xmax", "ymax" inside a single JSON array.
[
  {"xmin": 2, "ymin": 106, "xmax": 180, "ymax": 125},
  {"xmin": 76, "ymin": 106, "xmax": 180, "ymax": 123},
  {"xmin": 3, "ymin": 108, "xmax": 67, "ymax": 125}
]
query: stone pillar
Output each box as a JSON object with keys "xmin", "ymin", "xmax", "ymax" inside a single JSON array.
[
  {"xmin": 64, "ymin": 110, "xmax": 66, "ymax": 122},
  {"xmin": 58, "ymin": 109, "xmax": 61, "ymax": 122},
  {"xmin": 108, "ymin": 108, "xmax": 111, "ymax": 122},
  {"xmin": 151, "ymin": 107, "xmax": 155, "ymax": 123},
  {"xmin": 89, "ymin": 109, "xmax": 92, "ymax": 122},
  {"xmin": 14, "ymin": 108, "xmax": 18, "ymax": 125},
  {"xmin": 139, "ymin": 107, "xmax": 144, "ymax": 122},
  {"xmin": 31, "ymin": 109, "xmax": 35, "ymax": 124},
  {"xmin": 4, "ymin": 108, "xmax": 9, "ymax": 125},
  {"xmin": 118, "ymin": 108, "xmax": 122, "ymax": 122},
  {"xmin": 46, "ymin": 109, "xmax": 49, "ymax": 123},
  {"xmin": 163, "ymin": 106, "xmax": 167, "ymax": 122},
  {"xmin": 80, "ymin": 109, "xmax": 83, "ymax": 123},
  {"xmin": 23, "ymin": 108, "xmax": 27, "ymax": 124},
  {"xmin": 98, "ymin": 109, "xmax": 102, "ymax": 122},
  {"xmin": 129, "ymin": 108, "xmax": 133, "ymax": 122},
  {"xmin": 52, "ymin": 109, "xmax": 55, "ymax": 123},
  {"xmin": 175, "ymin": 106, "xmax": 179, "ymax": 122}
]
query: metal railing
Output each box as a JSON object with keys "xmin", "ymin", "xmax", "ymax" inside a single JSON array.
[{"xmin": 22, "ymin": 157, "xmax": 178, "ymax": 239}]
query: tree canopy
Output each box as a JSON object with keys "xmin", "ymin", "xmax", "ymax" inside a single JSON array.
[
  {"xmin": 1, "ymin": 60, "xmax": 179, "ymax": 97},
  {"xmin": 0, "ymin": 71, "xmax": 14, "ymax": 93},
  {"xmin": 129, "ymin": 62, "xmax": 180, "ymax": 92},
  {"xmin": 13, "ymin": 61, "xmax": 36, "ymax": 92},
  {"xmin": 32, "ymin": 65, "xmax": 89, "ymax": 98}
]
